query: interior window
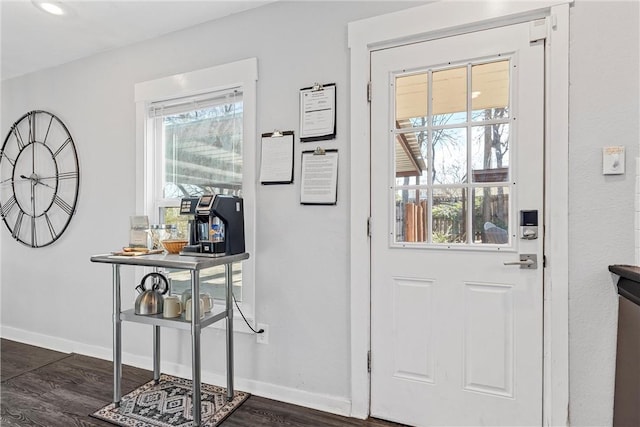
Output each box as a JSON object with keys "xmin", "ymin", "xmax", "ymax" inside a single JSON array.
[
  {"xmin": 149, "ymin": 90, "xmax": 244, "ymax": 300},
  {"xmin": 135, "ymin": 58, "xmax": 257, "ymax": 315}
]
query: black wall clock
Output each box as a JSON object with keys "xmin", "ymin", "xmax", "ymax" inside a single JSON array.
[{"xmin": 0, "ymin": 110, "xmax": 80, "ymax": 248}]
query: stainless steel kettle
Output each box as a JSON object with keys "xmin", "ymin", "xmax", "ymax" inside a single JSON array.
[{"xmin": 134, "ymin": 272, "xmax": 169, "ymax": 315}]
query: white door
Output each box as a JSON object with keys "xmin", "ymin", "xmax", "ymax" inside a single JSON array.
[{"xmin": 370, "ymin": 21, "xmax": 544, "ymax": 427}]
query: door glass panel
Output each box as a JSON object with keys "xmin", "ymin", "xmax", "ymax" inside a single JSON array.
[
  {"xmin": 395, "ymin": 189, "xmax": 428, "ymax": 243},
  {"xmin": 471, "ymin": 124, "xmax": 510, "ymax": 182},
  {"xmin": 395, "ymin": 130, "xmax": 428, "ymax": 184},
  {"xmin": 471, "ymin": 60, "xmax": 510, "ymax": 119},
  {"xmin": 432, "ymin": 128, "xmax": 467, "ymax": 184},
  {"xmin": 433, "ymin": 67, "xmax": 467, "ymax": 125},
  {"xmin": 390, "ymin": 56, "xmax": 511, "ymax": 247},
  {"xmin": 472, "ymin": 187, "xmax": 510, "ymax": 244},
  {"xmin": 396, "ymin": 73, "xmax": 428, "ymax": 128},
  {"xmin": 432, "ymin": 188, "xmax": 467, "ymax": 243}
]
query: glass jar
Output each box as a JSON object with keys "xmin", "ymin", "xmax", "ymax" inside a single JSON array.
[
  {"xmin": 149, "ymin": 224, "xmax": 162, "ymax": 249},
  {"xmin": 150, "ymin": 224, "xmax": 180, "ymax": 249}
]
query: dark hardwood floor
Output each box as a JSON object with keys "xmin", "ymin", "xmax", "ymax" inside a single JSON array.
[{"xmin": 1, "ymin": 339, "xmax": 402, "ymax": 426}]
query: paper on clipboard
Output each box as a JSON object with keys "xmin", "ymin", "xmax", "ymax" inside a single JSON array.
[
  {"xmin": 300, "ymin": 149, "xmax": 338, "ymax": 204},
  {"xmin": 259, "ymin": 131, "xmax": 294, "ymax": 184},
  {"xmin": 300, "ymin": 83, "xmax": 336, "ymax": 142}
]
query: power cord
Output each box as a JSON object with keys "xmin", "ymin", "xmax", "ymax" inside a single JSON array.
[{"xmin": 232, "ymin": 292, "xmax": 264, "ymax": 334}]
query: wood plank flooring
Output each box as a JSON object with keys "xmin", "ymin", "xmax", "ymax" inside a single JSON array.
[{"xmin": 1, "ymin": 339, "xmax": 402, "ymax": 426}]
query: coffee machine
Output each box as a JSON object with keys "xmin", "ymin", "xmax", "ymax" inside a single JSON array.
[{"xmin": 179, "ymin": 194, "xmax": 245, "ymax": 256}]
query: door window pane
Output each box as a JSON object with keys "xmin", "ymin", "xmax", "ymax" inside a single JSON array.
[
  {"xmin": 471, "ymin": 60, "xmax": 510, "ymax": 119},
  {"xmin": 471, "ymin": 124, "xmax": 510, "ymax": 182},
  {"xmin": 472, "ymin": 186, "xmax": 509, "ymax": 244},
  {"xmin": 395, "ymin": 130, "xmax": 428, "ymax": 184},
  {"xmin": 433, "ymin": 67, "xmax": 467, "ymax": 125},
  {"xmin": 432, "ymin": 188, "xmax": 467, "ymax": 243},
  {"xmin": 432, "ymin": 128, "xmax": 467, "ymax": 184},
  {"xmin": 395, "ymin": 189, "xmax": 428, "ymax": 243},
  {"xmin": 396, "ymin": 73, "xmax": 428, "ymax": 128}
]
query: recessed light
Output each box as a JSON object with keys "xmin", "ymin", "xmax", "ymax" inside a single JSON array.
[{"xmin": 32, "ymin": 1, "xmax": 67, "ymax": 16}]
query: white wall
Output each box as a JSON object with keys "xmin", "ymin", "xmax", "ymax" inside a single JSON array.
[
  {"xmin": 0, "ymin": 0, "xmax": 421, "ymax": 415},
  {"xmin": 569, "ymin": 1, "xmax": 639, "ymax": 425},
  {"xmin": 2, "ymin": 0, "xmax": 639, "ymax": 424}
]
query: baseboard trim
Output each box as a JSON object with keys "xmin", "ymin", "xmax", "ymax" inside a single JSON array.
[{"xmin": 0, "ymin": 325, "xmax": 352, "ymax": 417}]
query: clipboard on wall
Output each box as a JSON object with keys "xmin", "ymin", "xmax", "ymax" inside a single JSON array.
[
  {"xmin": 259, "ymin": 130, "xmax": 294, "ymax": 184},
  {"xmin": 299, "ymin": 83, "xmax": 336, "ymax": 142},
  {"xmin": 300, "ymin": 147, "xmax": 338, "ymax": 205}
]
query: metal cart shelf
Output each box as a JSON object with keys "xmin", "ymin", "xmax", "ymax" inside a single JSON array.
[{"xmin": 90, "ymin": 252, "xmax": 250, "ymax": 427}]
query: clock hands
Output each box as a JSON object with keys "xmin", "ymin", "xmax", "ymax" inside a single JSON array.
[
  {"xmin": 19, "ymin": 174, "xmax": 55, "ymax": 189},
  {"xmin": 2, "ymin": 172, "xmax": 75, "ymax": 187}
]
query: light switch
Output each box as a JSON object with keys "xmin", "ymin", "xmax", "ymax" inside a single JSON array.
[{"xmin": 603, "ymin": 146, "xmax": 625, "ymax": 175}]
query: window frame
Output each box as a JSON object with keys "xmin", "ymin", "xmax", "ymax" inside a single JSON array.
[
  {"xmin": 389, "ymin": 55, "xmax": 515, "ymax": 250},
  {"xmin": 134, "ymin": 58, "xmax": 258, "ymax": 331}
]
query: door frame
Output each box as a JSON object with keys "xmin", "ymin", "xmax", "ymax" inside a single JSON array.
[{"xmin": 348, "ymin": 1, "xmax": 572, "ymax": 425}]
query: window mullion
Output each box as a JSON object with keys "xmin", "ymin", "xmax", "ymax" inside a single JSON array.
[
  {"xmin": 427, "ymin": 69, "xmax": 433, "ymax": 244},
  {"xmin": 466, "ymin": 62, "xmax": 473, "ymax": 244}
]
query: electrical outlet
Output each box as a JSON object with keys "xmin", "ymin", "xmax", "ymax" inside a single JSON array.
[{"xmin": 256, "ymin": 323, "xmax": 269, "ymax": 344}]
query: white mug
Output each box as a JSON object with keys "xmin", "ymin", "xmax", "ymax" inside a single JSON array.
[
  {"xmin": 185, "ymin": 298, "xmax": 205, "ymax": 321},
  {"xmin": 163, "ymin": 295, "xmax": 182, "ymax": 318},
  {"xmin": 200, "ymin": 293, "xmax": 213, "ymax": 313},
  {"xmin": 181, "ymin": 289, "xmax": 192, "ymax": 306},
  {"xmin": 182, "ymin": 290, "xmax": 212, "ymax": 313}
]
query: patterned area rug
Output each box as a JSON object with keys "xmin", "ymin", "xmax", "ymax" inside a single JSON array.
[{"xmin": 92, "ymin": 374, "xmax": 249, "ymax": 427}]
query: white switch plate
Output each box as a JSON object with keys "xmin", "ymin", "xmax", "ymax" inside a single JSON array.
[{"xmin": 603, "ymin": 146, "xmax": 625, "ymax": 175}]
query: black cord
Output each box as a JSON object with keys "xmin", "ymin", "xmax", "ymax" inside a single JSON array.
[{"xmin": 232, "ymin": 292, "xmax": 264, "ymax": 334}]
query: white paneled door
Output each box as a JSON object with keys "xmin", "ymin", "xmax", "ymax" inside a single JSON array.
[{"xmin": 370, "ymin": 22, "xmax": 544, "ymax": 426}]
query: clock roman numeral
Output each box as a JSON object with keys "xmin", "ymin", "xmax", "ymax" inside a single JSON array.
[
  {"xmin": 31, "ymin": 216, "xmax": 37, "ymax": 247},
  {"xmin": 53, "ymin": 138, "xmax": 72, "ymax": 158},
  {"xmin": 57, "ymin": 171, "xmax": 78, "ymax": 180},
  {"xmin": 54, "ymin": 195, "xmax": 73, "ymax": 215},
  {"xmin": 12, "ymin": 127, "xmax": 25, "ymax": 150},
  {"xmin": 1, "ymin": 196, "xmax": 17, "ymax": 217},
  {"xmin": 1, "ymin": 151, "xmax": 16, "ymax": 167},
  {"xmin": 28, "ymin": 113, "xmax": 36, "ymax": 143},
  {"xmin": 43, "ymin": 115, "xmax": 54, "ymax": 145},
  {"xmin": 44, "ymin": 213, "xmax": 58, "ymax": 240},
  {"xmin": 12, "ymin": 211, "xmax": 24, "ymax": 239}
]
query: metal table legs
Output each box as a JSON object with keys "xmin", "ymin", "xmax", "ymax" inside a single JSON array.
[
  {"xmin": 225, "ymin": 263, "xmax": 234, "ymax": 401},
  {"xmin": 153, "ymin": 326, "xmax": 161, "ymax": 383},
  {"xmin": 109, "ymin": 263, "xmax": 235, "ymax": 426},
  {"xmin": 190, "ymin": 270, "xmax": 202, "ymax": 425},
  {"xmin": 112, "ymin": 264, "xmax": 122, "ymax": 407}
]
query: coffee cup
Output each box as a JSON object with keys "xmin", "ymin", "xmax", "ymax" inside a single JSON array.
[
  {"xmin": 200, "ymin": 293, "xmax": 213, "ymax": 313},
  {"xmin": 163, "ymin": 295, "xmax": 182, "ymax": 318},
  {"xmin": 181, "ymin": 289, "xmax": 192, "ymax": 307},
  {"xmin": 185, "ymin": 298, "xmax": 205, "ymax": 321}
]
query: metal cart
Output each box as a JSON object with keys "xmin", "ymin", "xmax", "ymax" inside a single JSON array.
[{"xmin": 91, "ymin": 252, "xmax": 249, "ymax": 426}]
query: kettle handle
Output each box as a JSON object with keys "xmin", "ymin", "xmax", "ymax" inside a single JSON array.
[{"xmin": 140, "ymin": 272, "xmax": 169, "ymax": 295}]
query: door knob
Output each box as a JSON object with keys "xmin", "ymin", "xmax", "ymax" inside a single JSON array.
[{"xmin": 504, "ymin": 254, "xmax": 537, "ymax": 269}]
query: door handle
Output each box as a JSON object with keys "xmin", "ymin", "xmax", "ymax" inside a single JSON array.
[{"xmin": 504, "ymin": 254, "xmax": 537, "ymax": 269}]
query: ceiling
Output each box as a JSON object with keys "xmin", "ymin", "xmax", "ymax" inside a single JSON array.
[{"xmin": 1, "ymin": 0, "xmax": 275, "ymax": 80}]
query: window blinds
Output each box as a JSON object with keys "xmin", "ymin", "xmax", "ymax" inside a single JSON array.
[{"xmin": 148, "ymin": 88, "xmax": 242, "ymax": 118}]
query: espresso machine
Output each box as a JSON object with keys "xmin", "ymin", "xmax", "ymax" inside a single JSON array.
[{"xmin": 179, "ymin": 194, "xmax": 245, "ymax": 256}]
